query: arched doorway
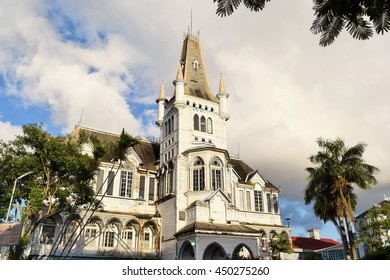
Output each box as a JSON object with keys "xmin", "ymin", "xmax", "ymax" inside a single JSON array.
[
  {"xmin": 203, "ymin": 242, "xmax": 226, "ymax": 260},
  {"xmin": 178, "ymin": 241, "xmax": 195, "ymax": 260},
  {"xmin": 232, "ymin": 243, "xmax": 253, "ymax": 260}
]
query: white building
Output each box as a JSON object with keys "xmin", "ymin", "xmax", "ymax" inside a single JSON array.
[{"xmin": 27, "ymin": 31, "xmax": 290, "ymax": 260}]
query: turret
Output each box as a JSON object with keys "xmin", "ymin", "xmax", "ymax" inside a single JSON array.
[
  {"xmin": 217, "ymin": 74, "xmax": 230, "ymax": 121},
  {"xmin": 156, "ymin": 81, "xmax": 166, "ymax": 126},
  {"xmin": 173, "ymin": 62, "xmax": 186, "ymax": 110}
]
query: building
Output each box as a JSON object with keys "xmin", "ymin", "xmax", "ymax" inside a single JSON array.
[
  {"xmin": 27, "ymin": 31, "xmax": 290, "ymax": 260},
  {"xmin": 291, "ymin": 229, "xmax": 345, "ymax": 260},
  {"xmin": 355, "ymin": 196, "xmax": 390, "ymax": 258}
]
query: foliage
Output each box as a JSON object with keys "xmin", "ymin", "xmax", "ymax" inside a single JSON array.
[
  {"xmin": 212, "ymin": 0, "xmax": 390, "ymax": 46},
  {"xmin": 358, "ymin": 201, "xmax": 390, "ymax": 254},
  {"xmin": 304, "ymin": 137, "xmax": 379, "ymax": 259},
  {"xmin": 269, "ymin": 233, "xmax": 293, "ymax": 260},
  {"xmin": 0, "ymin": 123, "xmax": 105, "ymax": 259},
  {"xmin": 361, "ymin": 246, "xmax": 390, "ymax": 259}
]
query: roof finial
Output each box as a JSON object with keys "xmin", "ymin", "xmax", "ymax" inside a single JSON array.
[
  {"xmin": 159, "ymin": 80, "xmax": 166, "ymax": 99},
  {"xmin": 176, "ymin": 61, "xmax": 184, "ymax": 81},
  {"xmin": 219, "ymin": 73, "xmax": 226, "ymax": 93},
  {"xmin": 190, "ymin": 9, "xmax": 193, "ymax": 36}
]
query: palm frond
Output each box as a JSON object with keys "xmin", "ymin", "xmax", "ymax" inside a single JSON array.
[
  {"xmin": 372, "ymin": 11, "xmax": 390, "ymax": 34},
  {"xmin": 346, "ymin": 16, "xmax": 374, "ymax": 40},
  {"xmin": 214, "ymin": 0, "xmax": 242, "ymax": 17},
  {"xmin": 243, "ymin": 0, "xmax": 270, "ymax": 12}
]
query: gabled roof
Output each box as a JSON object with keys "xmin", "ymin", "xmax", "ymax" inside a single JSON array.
[
  {"xmin": 69, "ymin": 126, "xmax": 159, "ymax": 171},
  {"xmin": 228, "ymin": 158, "xmax": 279, "ymax": 190},
  {"xmin": 291, "ymin": 236, "xmax": 340, "ymax": 251},
  {"xmin": 178, "ymin": 34, "xmax": 218, "ymax": 102}
]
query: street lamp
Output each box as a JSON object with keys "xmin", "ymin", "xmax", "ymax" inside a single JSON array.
[{"xmin": 5, "ymin": 171, "xmax": 33, "ymax": 222}]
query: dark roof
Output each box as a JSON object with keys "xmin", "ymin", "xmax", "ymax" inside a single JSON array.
[
  {"xmin": 228, "ymin": 158, "xmax": 279, "ymax": 190},
  {"xmin": 291, "ymin": 236, "xmax": 340, "ymax": 250},
  {"xmin": 175, "ymin": 221, "xmax": 259, "ymax": 237},
  {"xmin": 69, "ymin": 126, "xmax": 159, "ymax": 171},
  {"xmin": 356, "ymin": 199, "xmax": 389, "ymax": 220}
]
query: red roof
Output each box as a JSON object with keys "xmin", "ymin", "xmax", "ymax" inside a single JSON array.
[{"xmin": 291, "ymin": 236, "xmax": 340, "ymax": 250}]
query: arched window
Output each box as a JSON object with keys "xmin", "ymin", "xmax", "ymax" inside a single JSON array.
[
  {"xmin": 193, "ymin": 157, "xmax": 205, "ymax": 191},
  {"xmin": 194, "ymin": 114, "xmax": 199, "ymax": 131},
  {"xmin": 85, "ymin": 221, "xmax": 100, "ymax": 247},
  {"xmin": 200, "ymin": 116, "xmax": 206, "ymax": 132},
  {"xmin": 103, "ymin": 222, "xmax": 119, "ymax": 248},
  {"xmin": 207, "ymin": 118, "xmax": 213, "ymax": 134},
  {"xmin": 40, "ymin": 218, "xmax": 56, "ymax": 244},
  {"xmin": 164, "ymin": 121, "xmax": 168, "ymax": 137},
  {"xmin": 123, "ymin": 223, "xmax": 137, "ymax": 250},
  {"xmin": 211, "ymin": 158, "xmax": 223, "ymax": 190}
]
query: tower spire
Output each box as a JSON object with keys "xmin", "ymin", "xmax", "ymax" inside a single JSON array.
[
  {"xmin": 217, "ymin": 73, "xmax": 230, "ymax": 121},
  {"xmin": 156, "ymin": 81, "xmax": 166, "ymax": 126}
]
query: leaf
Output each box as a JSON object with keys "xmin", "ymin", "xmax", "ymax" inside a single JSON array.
[
  {"xmin": 372, "ymin": 11, "xmax": 390, "ymax": 34},
  {"xmin": 243, "ymin": 0, "xmax": 270, "ymax": 12},
  {"xmin": 319, "ymin": 16, "xmax": 345, "ymax": 47},
  {"xmin": 346, "ymin": 17, "xmax": 374, "ymax": 40},
  {"xmin": 214, "ymin": 0, "xmax": 242, "ymax": 17}
]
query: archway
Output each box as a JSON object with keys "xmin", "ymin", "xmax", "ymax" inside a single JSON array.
[
  {"xmin": 203, "ymin": 242, "xmax": 226, "ymax": 260},
  {"xmin": 232, "ymin": 243, "xmax": 253, "ymax": 260},
  {"xmin": 178, "ymin": 241, "xmax": 195, "ymax": 260}
]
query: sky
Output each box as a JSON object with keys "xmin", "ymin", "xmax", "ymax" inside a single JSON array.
[{"xmin": 1, "ymin": 0, "xmax": 389, "ymax": 241}]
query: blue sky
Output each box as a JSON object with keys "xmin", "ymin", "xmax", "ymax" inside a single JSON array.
[{"xmin": 1, "ymin": 0, "xmax": 390, "ymax": 241}]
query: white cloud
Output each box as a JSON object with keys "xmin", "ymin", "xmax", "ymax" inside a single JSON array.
[{"xmin": 0, "ymin": 121, "xmax": 22, "ymax": 141}]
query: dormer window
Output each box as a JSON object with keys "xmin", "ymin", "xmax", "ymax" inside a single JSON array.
[{"xmin": 192, "ymin": 59, "xmax": 199, "ymax": 70}]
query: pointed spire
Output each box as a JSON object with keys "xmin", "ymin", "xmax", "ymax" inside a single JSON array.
[
  {"xmin": 176, "ymin": 62, "xmax": 184, "ymax": 81},
  {"xmin": 218, "ymin": 73, "xmax": 226, "ymax": 94},
  {"xmin": 159, "ymin": 80, "xmax": 166, "ymax": 99}
]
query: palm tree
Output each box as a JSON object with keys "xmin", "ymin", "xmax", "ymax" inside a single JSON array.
[{"xmin": 305, "ymin": 137, "xmax": 379, "ymax": 259}]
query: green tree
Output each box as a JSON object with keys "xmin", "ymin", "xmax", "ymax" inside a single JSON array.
[
  {"xmin": 212, "ymin": 0, "xmax": 390, "ymax": 46},
  {"xmin": 358, "ymin": 200, "xmax": 390, "ymax": 256},
  {"xmin": 269, "ymin": 233, "xmax": 293, "ymax": 260},
  {"xmin": 0, "ymin": 123, "xmax": 107, "ymax": 259},
  {"xmin": 304, "ymin": 137, "xmax": 379, "ymax": 259}
]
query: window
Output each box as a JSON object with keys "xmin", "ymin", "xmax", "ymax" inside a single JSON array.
[
  {"xmin": 200, "ymin": 116, "xmax": 206, "ymax": 132},
  {"xmin": 120, "ymin": 170, "xmax": 133, "ymax": 197},
  {"xmin": 207, "ymin": 118, "xmax": 213, "ymax": 134},
  {"xmin": 96, "ymin": 169, "xmax": 104, "ymax": 194},
  {"xmin": 104, "ymin": 231, "xmax": 115, "ymax": 247},
  {"xmin": 239, "ymin": 190, "xmax": 244, "ymax": 210},
  {"xmin": 254, "ymin": 190, "xmax": 263, "ymax": 212},
  {"xmin": 246, "ymin": 191, "xmax": 251, "ymax": 211},
  {"xmin": 193, "ymin": 59, "xmax": 199, "ymax": 69},
  {"xmin": 103, "ymin": 223, "xmax": 118, "ymax": 248},
  {"xmin": 139, "ymin": 175, "xmax": 145, "ymax": 200},
  {"xmin": 63, "ymin": 220, "xmax": 79, "ymax": 245},
  {"xmin": 85, "ymin": 222, "xmax": 99, "ymax": 247},
  {"xmin": 267, "ymin": 193, "xmax": 272, "ymax": 213},
  {"xmin": 193, "ymin": 157, "xmax": 205, "ymax": 191},
  {"xmin": 211, "ymin": 159, "xmax": 223, "ymax": 190},
  {"xmin": 107, "ymin": 171, "xmax": 115, "ymax": 196},
  {"xmin": 168, "ymin": 118, "xmax": 171, "ymax": 135},
  {"xmin": 194, "ymin": 114, "xmax": 199, "ymax": 131},
  {"xmin": 149, "ymin": 178, "xmax": 155, "ymax": 201},
  {"xmin": 273, "ymin": 194, "xmax": 279, "ymax": 213},
  {"xmin": 40, "ymin": 218, "xmax": 56, "ymax": 244}
]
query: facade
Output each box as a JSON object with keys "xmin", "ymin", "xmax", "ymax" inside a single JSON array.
[{"xmin": 27, "ymin": 32, "xmax": 290, "ymax": 260}]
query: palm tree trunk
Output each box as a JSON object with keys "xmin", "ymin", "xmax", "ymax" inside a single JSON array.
[
  {"xmin": 337, "ymin": 216, "xmax": 351, "ymax": 259},
  {"xmin": 346, "ymin": 217, "xmax": 357, "ymax": 259}
]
